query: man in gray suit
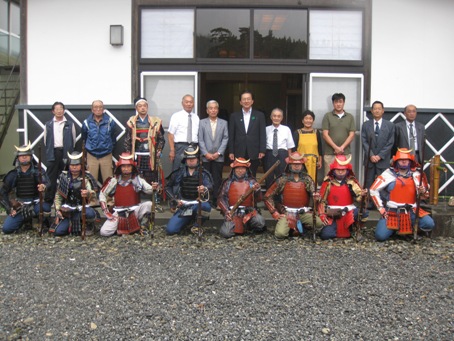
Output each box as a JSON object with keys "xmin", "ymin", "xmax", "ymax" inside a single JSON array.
[
  {"xmin": 361, "ymin": 101, "xmax": 395, "ymax": 195},
  {"xmin": 198, "ymin": 100, "xmax": 229, "ymax": 206},
  {"xmin": 393, "ymin": 104, "xmax": 425, "ymax": 165}
]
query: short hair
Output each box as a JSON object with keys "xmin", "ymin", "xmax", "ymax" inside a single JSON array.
[
  {"xmin": 239, "ymin": 90, "xmax": 254, "ymax": 101},
  {"xmin": 301, "ymin": 109, "xmax": 315, "ymax": 120},
  {"xmin": 52, "ymin": 101, "xmax": 65, "ymax": 111},
  {"xmin": 91, "ymin": 100, "xmax": 104, "ymax": 107},
  {"xmin": 371, "ymin": 101, "xmax": 384, "ymax": 109},
  {"xmin": 404, "ymin": 104, "xmax": 417, "ymax": 112},
  {"xmin": 271, "ymin": 108, "xmax": 283, "ymax": 116},
  {"xmin": 182, "ymin": 94, "xmax": 194, "ymax": 102},
  {"xmin": 206, "ymin": 100, "xmax": 219, "ymax": 108},
  {"xmin": 331, "ymin": 93, "xmax": 345, "ymax": 102}
]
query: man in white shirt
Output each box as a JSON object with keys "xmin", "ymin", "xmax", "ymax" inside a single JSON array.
[
  {"xmin": 168, "ymin": 94, "xmax": 199, "ymax": 171},
  {"xmin": 264, "ymin": 108, "xmax": 295, "ymax": 189},
  {"xmin": 44, "ymin": 101, "xmax": 76, "ymax": 202}
]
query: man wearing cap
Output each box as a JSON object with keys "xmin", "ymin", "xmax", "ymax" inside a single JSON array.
[
  {"xmin": 217, "ymin": 157, "xmax": 265, "ymax": 238},
  {"xmin": 1, "ymin": 143, "xmax": 51, "ymax": 234},
  {"xmin": 99, "ymin": 152, "xmax": 155, "ymax": 236},
  {"xmin": 81, "ymin": 100, "xmax": 116, "ymax": 184},
  {"xmin": 370, "ymin": 148, "xmax": 434, "ymax": 241},
  {"xmin": 165, "ymin": 145, "xmax": 213, "ymax": 235},
  {"xmin": 318, "ymin": 155, "xmax": 368, "ymax": 240},
  {"xmin": 51, "ymin": 152, "xmax": 98, "ymax": 236},
  {"xmin": 124, "ymin": 97, "xmax": 165, "ymax": 185},
  {"xmin": 168, "ymin": 94, "xmax": 199, "ymax": 171},
  {"xmin": 264, "ymin": 152, "xmax": 323, "ymax": 239}
]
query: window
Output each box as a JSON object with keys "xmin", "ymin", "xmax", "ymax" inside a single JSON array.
[
  {"xmin": 309, "ymin": 10, "xmax": 363, "ymax": 60},
  {"xmin": 196, "ymin": 9, "xmax": 249, "ymax": 58},
  {"xmin": 254, "ymin": 9, "xmax": 308, "ymax": 59},
  {"xmin": 0, "ymin": 0, "xmax": 20, "ymax": 65},
  {"xmin": 141, "ymin": 72, "xmax": 198, "ymax": 126},
  {"xmin": 141, "ymin": 9, "xmax": 194, "ymax": 59}
]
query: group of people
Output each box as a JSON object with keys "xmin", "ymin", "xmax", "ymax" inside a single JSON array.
[{"xmin": 0, "ymin": 91, "xmax": 434, "ymax": 241}]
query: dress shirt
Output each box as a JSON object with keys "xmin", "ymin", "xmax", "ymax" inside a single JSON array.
[
  {"xmin": 210, "ymin": 118, "xmax": 217, "ymax": 139},
  {"xmin": 265, "ymin": 124, "xmax": 295, "ymax": 150},
  {"xmin": 373, "ymin": 118, "xmax": 383, "ymax": 130},
  {"xmin": 242, "ymin": 108, "xmax": 251, "ymax": 132},
  {"xmin": 406, "ymin": 120, "xmax": 418, "ymax": 151},
  {"xmin": 168, "ymin": 109, "xmax": 199, "ymax": 143}
]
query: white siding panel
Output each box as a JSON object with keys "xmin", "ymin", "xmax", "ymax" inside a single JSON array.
[
  {"xmin": 27, "ymin": 0, "xmax": 132, "ymax": 104},
  {"xmin": 371, "ymin": 0, "xmax": 454, "ymax": 108}
]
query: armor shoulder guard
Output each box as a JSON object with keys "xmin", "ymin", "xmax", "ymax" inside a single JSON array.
[{"xmin": 126, "ymin": 116, "xmax": 136, "ymax": 129}]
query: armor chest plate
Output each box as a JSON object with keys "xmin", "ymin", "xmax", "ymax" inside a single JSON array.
[
  {"xmin": 228, "ymin": 181, "xmax": 253, "ymax": 207},
  {"xmin": 282, "ymin": 181, "xmax": 309, "ymax": 208},
  {"xmin": 326, "ymin": 182, "xmax": 353, "ymax": 206},
  {"xmin": 389, "ymin": 176, "xmax": 416, "ymax": 204},
  {"xmin": 16, "ymin": 172, "xmax": 38, "ymax": 199},
  {"xmin": 67, "ymin": 178, "xmax": 82, "ymax": 205},
  {"xmin": 114, "ymin": 183, "xmax": 140, "ymax": 207},
  {"xmin": 181, "ymin": 174, "xmax": 199, "ymax": 200}
]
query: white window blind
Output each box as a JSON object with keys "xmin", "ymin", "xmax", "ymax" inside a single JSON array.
[
  {"xmin": 309, "ymin": 10, "xmax": 362, "ymax": 60},
  {"xmin": 141, "ymin": 9, "xmax": 194, "ymax": 58}
]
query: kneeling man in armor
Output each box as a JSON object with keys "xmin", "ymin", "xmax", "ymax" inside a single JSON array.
[
  {"xmin": 370, "ymin": 148, "xmax": 434, "ymax": 241},
  {"xmin": 264, "ymin": 152, "xmax": 323, "ymax": 239},
  {"xmin": 318, "ymin": 155, "xmax": 368, "ymax": 240},
  {"xmin": 165, "ymin": 145, "xmax": 213, "ymax": 235},
  {"xmin": 99, "ymin": 152, "xmax": 155, "ymax": 236},
  {"xmin": 218, "ymin": 158, "xmax": 265, "ymax": 238},
  {"xmin": 1, "ymin": 143, "xmax": 51, "ymax": 234},
  {"xmin": 52, "ymin": 152, "xmax": 98, "ymax": 236}
]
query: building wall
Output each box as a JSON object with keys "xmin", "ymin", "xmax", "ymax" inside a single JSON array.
[
  {"xmin": 26, "ymin": 0, "xmax": 132, "ymax": 104},
  {"xmin": 370, "ymin": 0, "xmax": 454, "ymax": 108}
]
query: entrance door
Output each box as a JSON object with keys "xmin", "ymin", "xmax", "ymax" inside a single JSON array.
[{"xmin": 200, "ymin": 72, "xmax": 304, "ymax": 131}]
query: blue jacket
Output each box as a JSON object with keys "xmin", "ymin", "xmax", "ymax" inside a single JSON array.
[{"xmin": 81, "ymin": 113, "xmax": 116, "ymax": 158}]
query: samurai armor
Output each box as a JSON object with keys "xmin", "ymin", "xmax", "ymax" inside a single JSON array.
[
  {"xmin": 386, "ymin": 210, "xmax": 412, "ymax": 235},
  {"xmin": 117, "ymin": 212, "xmax": 141, "ymax": 235}
]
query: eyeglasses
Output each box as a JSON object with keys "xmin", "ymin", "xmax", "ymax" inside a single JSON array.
[{"xmin": 92, "ymin": 106, "xmax": 104, "ymax": 109}]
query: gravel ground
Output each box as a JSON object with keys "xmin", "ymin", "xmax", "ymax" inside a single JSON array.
[{"xmin": 1, "ymin": 225, "xmax": 453, "ymax": 341}]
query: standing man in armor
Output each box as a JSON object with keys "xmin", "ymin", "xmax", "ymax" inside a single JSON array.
[
  {"xmin": 217, "ymin": 157, "xmax": 265, "ymax": 238},
  {"xmin": 370, "ymin": 148, "xmax": 434, "ymax": 241},
  {"xmin": 165, "ymin": 145, "xmax": 212, "ymax": 235},
  {"xmin": 264, "ymin": 152, "xmax": 323, "ymax": 239},
  {"xmin": 1, "ymin": 143, "xmax": 51, "ymax": 234},
  {"xmin": 99, "ymin": 153, "xmax": 155, "ymax": 236},
  {"xmin": 51, "ymin": 152, "xmax": 98, "ymax": 236},
  {"xmin": 318, "ymin": 155, "xmax": 368, "ymax": 240},
  {"xmin": 124, "ymin": 97, "xmax": 165, "ymax": 185}
]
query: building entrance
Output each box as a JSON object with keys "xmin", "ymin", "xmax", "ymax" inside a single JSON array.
[{"xmin": 200, "ymin": 72, "xmax": 304, "ymax": 132}]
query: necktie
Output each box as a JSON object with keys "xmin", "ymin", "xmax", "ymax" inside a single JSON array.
[
  {"xmin": 409, "ymin": 123, "xmax": 415, "ymax": 154},
  {"xmin": 375, "ymin": 122, "xmax": 379, "ymax": 136},
  {"xmin": 272, "ymin": 128, "xmax": 278, "ymax": 157},
  {"xmin": 187, "ymin": 114, "xmax": 192, "ymax": 143}
]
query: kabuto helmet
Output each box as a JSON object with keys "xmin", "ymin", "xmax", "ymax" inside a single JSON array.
[{"xmin": 114, "ymin": 152, "xmax": 138, "ymax": 175}]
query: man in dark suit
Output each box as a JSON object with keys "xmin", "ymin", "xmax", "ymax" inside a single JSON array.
[
  {"xmin": 228, "ymin": 90, "xmax": 266, "ymax": 177},
  {"xmin": 393, "ymin": 104, "xmax": 425, "ymax": 164},
  {"xmin": 198, "ymin": 100, "xmax": 229, "ymax": 206},
  {"xmin": 361, "ymin": 101, "xmax": 395, "ymax": 193}
]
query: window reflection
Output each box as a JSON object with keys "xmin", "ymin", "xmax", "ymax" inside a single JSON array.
[
  {"xmin": 196, "ymin": 9, "xmax": 250, "ymax": 58},
  {"xmin": 254, "ymin": 10, "xmax": 308, "ymax": 59}
]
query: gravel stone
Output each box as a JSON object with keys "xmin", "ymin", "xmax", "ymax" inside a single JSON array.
[{"xmin": 1, "ymin": 225, "xmax": 453, "ymax": 340}]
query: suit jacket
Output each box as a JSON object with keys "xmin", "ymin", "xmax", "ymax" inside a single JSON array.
[
  {"xmin": 361, "ymin": 119, "xmax": 395, "ymax": 168},
  {"xmin": 198, "ymin": 117, "xmax": 229, "ymax": 163},
  {"xmin": 228, "ymin": 109, "xmax": 266, "ymax": 160},
  {"xmin": 393, "ymin": 120, "xmax": 425, "ymax": 164}
]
